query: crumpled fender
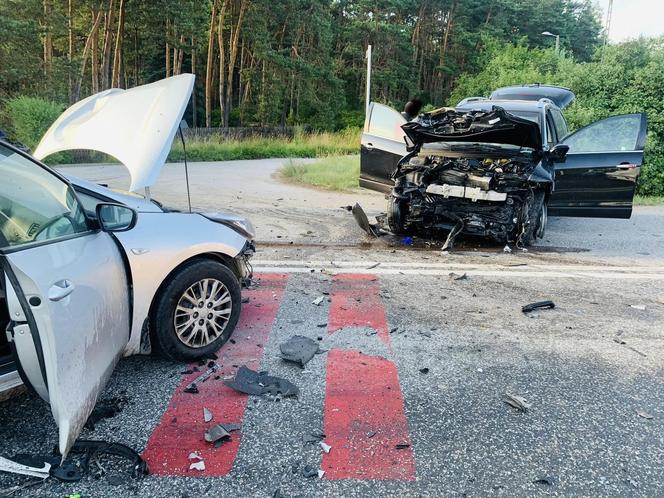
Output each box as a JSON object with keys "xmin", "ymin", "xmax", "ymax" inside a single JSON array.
[{"xmin": 527, "ymin": 163, "xmax": 554, "ymax": 187}]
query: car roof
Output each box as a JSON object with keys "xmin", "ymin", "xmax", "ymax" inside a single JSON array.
[{"xmin": 456, "ymin": 99, "xmax": 553, "ymax": 114}]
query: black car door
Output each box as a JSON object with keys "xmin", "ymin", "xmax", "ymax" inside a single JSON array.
[
  {"xmin": 359, "ymin": 103, "xmax": 408, "ymax": 193},
  {"xmin": 549, "ymin": 113, "xmax": 647, "ymax": 218}
]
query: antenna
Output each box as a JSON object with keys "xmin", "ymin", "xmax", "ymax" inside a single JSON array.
[{"xmin": 178, "ymin": 122, "xmax": 192, "ymax": 213}]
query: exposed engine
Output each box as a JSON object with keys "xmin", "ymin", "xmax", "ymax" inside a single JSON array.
[{"xmin": 389, "ymin": 151, "xmax": 543, "ymax": 245}]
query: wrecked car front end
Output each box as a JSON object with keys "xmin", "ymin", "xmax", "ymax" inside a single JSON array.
[{"xmin": 389, "ymin": 107, "xmax": 553, "ymax": 246}]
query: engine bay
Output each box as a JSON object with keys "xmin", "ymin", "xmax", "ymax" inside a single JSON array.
[{"xmin": 389, "ymin": 151, "xmax": 544, "ymax": 245}]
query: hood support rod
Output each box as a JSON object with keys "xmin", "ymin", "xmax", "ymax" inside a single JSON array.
[{"xmin": 178, "ymin": 124, "xmax": 193, "ymax": 213}]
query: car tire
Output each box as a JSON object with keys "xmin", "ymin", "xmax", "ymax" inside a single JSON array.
[
  {"xmin": 387, "ymin": 196, "xmax": 407, "ymax": 234},
  {"xmin": 151, "ymin": 259, "xmax": 241, "ymax": 361}
]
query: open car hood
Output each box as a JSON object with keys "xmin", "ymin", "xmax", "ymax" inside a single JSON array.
[
  {"xmin": 33, "ymin": 74, "xmax": 195, "ymax": 192},
  {"xmin": 402, "ymin": 107, "xmax": 542, "ymax": 151}
]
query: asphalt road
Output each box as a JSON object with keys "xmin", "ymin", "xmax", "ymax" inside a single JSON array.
[{"xmin": 0, "ymin": 159, "xmax": 662, "ymax": 497}]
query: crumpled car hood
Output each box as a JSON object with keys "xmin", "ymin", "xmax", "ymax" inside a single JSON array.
[
  {"xmin": 402, "ymin": 107, "xmax": 542, "ymax": 151},
  {"xmin": 34, "ymin": 74, "xmax": 194, "ymax": 192}
]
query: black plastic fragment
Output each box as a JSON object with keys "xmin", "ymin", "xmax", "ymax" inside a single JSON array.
[
  {"xmin": 85, "ymin": 395, "xmax": 128, "ymax": 430},
  {"xmin": 224, "ymin": 366, "xmax": 299, "ymax": 397},
  {"xmin": 280, "ymin": 335, "xmax": 320, "ymax": 367},
  {"xmin": 302, "ymin": 465, "xmax": 318, "ymax": 478},
  {"xmin": 351, "ymin": 203, "xmax": 378, "ymax": 237},
  {"xmin": 396, "ymin": 443, "xmax": 410, "ymax": 450},
  {"xmin": 52, "ymin": 462, "xmax": 83, "ymax": 482},
  {"xmin": 522, "ymin": 300, "xmax": 555, "ymax": 313},
  {"xmin": 56, "ymin": 440, "xmax": 149, "ymax": 480}
]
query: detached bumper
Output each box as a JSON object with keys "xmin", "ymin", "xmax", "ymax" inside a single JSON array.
[{"xmin": 234, "ymin": 240, "xmax": 255, "ymax": 287}]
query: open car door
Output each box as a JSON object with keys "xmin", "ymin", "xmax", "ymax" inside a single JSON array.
[
  {"xmin": 549, "ymin": 113, "xmax": 647, "ymax": 218},
  {"xmin": 0, "ymin": 144, "xmax": 130, "ymax": 458},
  {"xmin": 359, "ymin": 103, "xmax": 408, "ymax": 193}
]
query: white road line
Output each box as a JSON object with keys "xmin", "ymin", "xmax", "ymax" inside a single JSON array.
[{"xmin": 251, "ymin": 259, "xmax": 664, "ymax": 279}]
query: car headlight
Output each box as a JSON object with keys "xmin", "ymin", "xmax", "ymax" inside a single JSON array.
[{"xmin": 201, "ymin": 213, "xmax": 256, "ymax": 240}]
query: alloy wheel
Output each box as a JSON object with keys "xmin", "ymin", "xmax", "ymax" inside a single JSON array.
[{"xmin": 173, "ymin": 278, "xmax": 232, "ymax": 348}]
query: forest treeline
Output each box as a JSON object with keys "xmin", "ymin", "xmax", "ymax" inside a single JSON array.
[{"xmin": 1, "ymin": 0, "xmax": 603, "ymax": 129}]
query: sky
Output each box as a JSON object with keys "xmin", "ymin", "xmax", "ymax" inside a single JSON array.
[{"xmin": 594, "ymin": 0, "xmax": 664, "ymax": 42}]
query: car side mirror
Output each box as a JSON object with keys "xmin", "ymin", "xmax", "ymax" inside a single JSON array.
[
  {"xmin": 96, "ymin": 203, "xmax": 137, "ymax": 232},
  {"xmin": 550, "ymin": 144, "xmax": 570, "ymax": 163}
]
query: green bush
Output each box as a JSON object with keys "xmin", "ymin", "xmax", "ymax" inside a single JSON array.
[{"xmin": 3, "ymin": 96, "xmax": 63, "ymax": 149}]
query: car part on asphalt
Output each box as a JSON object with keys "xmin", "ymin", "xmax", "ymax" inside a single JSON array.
[
  {"xmin": 189, "ymin": 460, "xmax": 206, "ymax": 471},
  {"xmin": 184, "ymin": 362, "xmax": 220, "ymax": 394},
  {"xmin": 302, "ymin": 432, "xmax": 326, "ymax": 445},
  {"xmin": 320, "ymin": 442, "xmax": 331, "ymax": 454},
  {"xmin": 280, "ymin": 336, "xmax": 320, "ymax": 368},
  {"xmin": 84, "ymin": 395, "xmax": 129, "ymax": 430},
  {"xmin": 204, "ymin": 424, "xmax": 231, "ymax": 444},
  {"xmin": 203, "ymin": 407, "xmax": 213, "ymax": 422},
  {"xmin": 312, "ymin": 296, "xmax": 325, "ymax": 306},
  {"xmin": 503, "ymin": 393, "xmax": 531, "ymax": 412},
  {"xmin": 0, "ymin": 456, "xmax": 51, "ymax": 479},
  {"xmin": 224, "ymin": 366, "xmax": 299, "ymax": 397},
  {"xmin": 302, "ymin": 465, "xmax": 318, "ymax": 478},
  {"xmin": 521, "ymin": 300, "xmax": 555, "ymax": 313},
  {"xmin": 351, "ymin": 203, "xmax": 379, "ymax": 237}
]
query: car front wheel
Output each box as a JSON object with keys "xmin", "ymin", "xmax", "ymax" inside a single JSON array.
[{"xmin": 151, "ymin": 259, "xmax": 241, "ymax": 361}]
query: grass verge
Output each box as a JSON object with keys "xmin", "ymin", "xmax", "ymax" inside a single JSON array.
[
  {"xmin": 280, "ymin": 155, "xmax": 360, "ymax": 191},
  {"xmin": 168, "ymin": 128, "xmax": 359, "ymax": 162},
  {"xmin": 634, "ymin": 195, "xmax": 664, "ymax": 205}
]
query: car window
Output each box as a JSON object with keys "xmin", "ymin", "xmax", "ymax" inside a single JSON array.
[
  {"xmin": 562, "ymin": 114, "xmax": 643, "ymax": 153},
  {"xmin": 0, "ymin": 145, "xmax": 90, "ymax": 247},
  {"xmin": 74, "ymin": 188, "xmax": 105, "ymax": 217},
  {"xmin": 550, "ymin": 108, "xmax": 568, "ymax": 140},
  {"xmin": 368, "ymin": 103, "xmax": 406, "ymax": 141},
  {"xmin": 545, "ymin": 113, "xmax": 555, "ymax": 147}
]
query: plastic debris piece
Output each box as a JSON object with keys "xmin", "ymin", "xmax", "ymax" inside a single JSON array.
[
  {"xmin": 402, "ymin": 236, "xmax": 414, "ymax": 246},
  {"xmin": 320, "ymin": 442, "xmax": 331, "ymax": 453},
  {"xmin": 203, "ymin": 407, "xmax": 213, "ymax": 423},
  {"xmin": 629, "ymin": 304, "xmax": 646, "ymax": 311},
  {"xmin": 184, "ymin": 363, "xmax": 220, "ymax": 393},
  {"xmin": 533, "ymin": 476, "xmax": 555, "ymax": 486},
  {"xmin": 85, "ymin": 395, "xmax": 129, "ymax": 430},
  {"xmin": 280, "ymin": 335, "xmax": 320, "ymax": 367},
  {"xmin": 189, "ymin": 461, "xmax": 206, "ymax": 471},
  {"xmin": 503, "ymin": 245, "xmax": 512, "ymax": 253},
  {"xmin": 367, "ymin": 431, "xmax": 377, "ymax": 438},
  {"xmin": 637, "ymin": 410, "xmax": 654, "ymax": 420},
  {"xmin": 395, "ymin": 443, "xmax": 410, "ymax": 450},
  {"xmin": 303, "ymin": 432, "xmax": 325, "ymax": 444},
  {"xmin": 224, "ymin": 366, "xmax": 299, "ymax": 397},
  {"xmin": 521, "ymin": 301, "xmax": 555, "ymax": 313},
  {"xmin": 367, "ymin": 262, "xmax": 380, "ymax": 269},
  {"xmin": 0, "ymin": 456, "xmax": 51, "ymax": 479},
  {"xmin": 351, "ymin": 203, "xmax": 378, "ymax": 237},
  {"xmin": 419, "ymin": 367, "xmax": 430, "ymax": 374},
  {"xmin": 312, "ymin": 296, "xmax": 325, "ymax": 306},
  {"xmin": 205, "ymin": 424, "xmax": 231, "ymax": 443},
  {"xmin": 302, "ymin": 465, "xmax": 318, "ymax": 478},
  {"xmin": 503, "ymin": 393, "xmax": 531, "ymax": 412},
  {"xmin": 318, "ymin": 469, "xmax": 325, "ymax": 479},
  {"xmin": 188, "ymin": 452, "xmax": 202, "ymax": 461}
]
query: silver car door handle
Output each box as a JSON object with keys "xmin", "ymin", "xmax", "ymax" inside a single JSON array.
[
  {"xmin": 48, "ymin": 280, "xmax": 75, "ymax": 302},
  {"xmin": 616, "ymin": 163, "xmax": 637, "ymax": 169}
]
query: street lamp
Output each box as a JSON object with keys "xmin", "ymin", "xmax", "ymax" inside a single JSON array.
[{"xmin": 541, "ymin": 31, "xmax": 560, "ymax": 52}]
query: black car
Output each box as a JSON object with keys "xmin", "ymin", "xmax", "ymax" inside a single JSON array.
[{"xmin": 359, "ymin": 84, "xmax": 647, "ymax": 245}]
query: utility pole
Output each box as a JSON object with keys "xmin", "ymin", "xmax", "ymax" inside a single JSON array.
[
  {"xmin": 604, "ymin": 0, "xmax": 613, "ymax": 47},
  {"xmin": 365, "ymin": 44, "xmax": 372, "ymax": 116}
]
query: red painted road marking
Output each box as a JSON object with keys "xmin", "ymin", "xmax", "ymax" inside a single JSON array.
[
  {"xmin": 322, "ymin": 349, "xmax": 416, "ymax": 480},
  {"xmin": 142, "ymin": 274, "xmax": 288, "ymax": 476},
  {"xmin": 328, "ymin": 274, "xmax": 390, "ymax": 346}
]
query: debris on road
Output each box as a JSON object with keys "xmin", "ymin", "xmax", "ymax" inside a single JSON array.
[
  {"xmin": 419, "ymin": 367, "xmax": 430, "ymax": 374},
  {"xmin": 533, "ymin": 476, "xmax": 555, "ymax": 486},
  {"xmin": 395, "ymin": 443, "xmax": 410, "ymax": 450},
  {"xmin": 312, "ymin": 296, "xmax": 325, "ymax": 306},
  {"xmin": 521, "ymin": 301, "xmax": 555, "ymax": 313},
  {"xmin": 203, "ymin": 407, "xmax": 213, "ymax": 423},
  {"xmin": 366, "ymin": 262, "xmax": 380, "ymax": 269},
  {"xmin": 318, "ymin": 469, "xmax": 325, "ymax": 479},
  {"xmin": 449, "ymin": 272, "xmax": 468, "ymax": 281},
  {"xmin": 367, "ymin": 431, "xmax": 377, "ymax": 438},
  {"xmin": 319, "ymin": 441, "xmax": 331, "ymax": 453},
  {"xmin": 54, "ymin": 440, "xmax": 148, "ymax": 482},
  {"xmin": 503, "ymin": 244, "xmax": 512, "ymax": 253},
  {"xmin": 351, "ymin": 203, "xmax": 378, "ymax": 237},
  {"xmin": 188, "ymin": 452, "xmax": 203, "ymax": 461},
  {"xmin": 302, "ymin": 465, "xmax": 318, "ymax": 478},
  {"xmin": 224, "ymin": 366, "xmax": 299, "ymax": 397},
  {"xmin": 184, "ymin": 362, "xmax": 220, "ymax": 394},
  {"xmin": 0, "ymin": 456, "xmax": 51, "ymax": 479},
  {"xmin": 629, "ymin": 304, "xmax": 646, "ymax": 311},
  {"xmin": 637, "ymin": 410, "xmax": 654, "ymax": 420},
  {"xmin": 503, "ymin": 393, "xmax": 531, "ymax": 412},
  {"xmin": 280, "ymin": 335, "xmax": 321, "ymax": 368},
  {"xmin": 302, "ymin": 432, "xmax": 325, "ymax": 445},
  {"xmin": 189, "ymin": 460, "xmax": 205, "ymax": 471},
  {"xmin": 85, "ymin": 395, "xmax": 129, "ymax": 430},
  {"xmin": 205, "ymin": 424, "xmax": 231, "ymax": 444}
]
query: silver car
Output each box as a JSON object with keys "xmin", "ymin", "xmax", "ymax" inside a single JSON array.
[{"xmin": 0, "ymin": 74, "xmax": 255, "ymax": 458}]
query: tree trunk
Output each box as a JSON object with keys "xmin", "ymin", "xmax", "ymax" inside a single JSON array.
[
  {"xmin": 74, "ymin": 11, "xmax": 103, "ymax": 102},
  {"xmin": 68, "ymin": 0, "xmax": 75, "ymax": 102},
  {"xmin": 91, "ymin": 6, "xmax": 100, "ymax": 93},
  {"xmin": 223, "ymin": 0, "xmax": 247, "ymax": 127},
  {"xmin": 42, "ymin": 0, "xmax": 53, "ymax": 77},
  {"xmin": 165, "ymin": 19, "xmax": 171, "ymax": 77},
  {"xmin": 111, "ymin": 0, "xmax": 125, "ymax": 88},
  {"xmin": 205, "ymin": 0, "xmax": 218, "ymax": 127},
  {"xmin": 217, "ymin": 0, "xmax": 228, "ymax": 124},
  {"xmin": 191, "ymin": 36, "xmax": 197, "ymax": 127},
  {"xmin": 101, "ymin": 0, "xmax": 116, "ymax": 89},
  {"xmin": 439, "ymin": 1, "xmax": 456, "ymax": 87}
]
